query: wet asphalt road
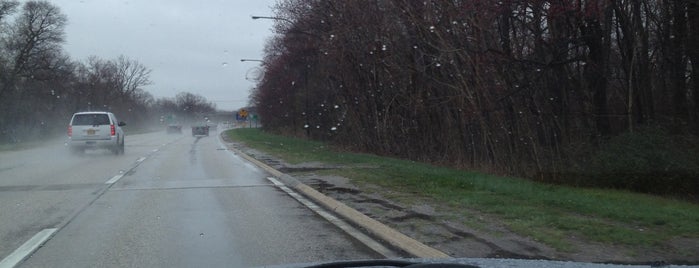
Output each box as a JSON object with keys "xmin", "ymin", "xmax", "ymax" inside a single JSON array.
[{"xmin": 0, "ymin": 130, "xmax": 378, "ymax": 267}]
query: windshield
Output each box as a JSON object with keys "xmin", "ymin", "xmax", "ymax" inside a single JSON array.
[{"xmin": 0, "ymin": 0, "xmax": 697, "ymax": 267}]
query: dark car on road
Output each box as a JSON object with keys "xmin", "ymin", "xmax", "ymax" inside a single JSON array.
[{"xmin": 191, "ymin": 124, "xmax": 209, "ymax": 137}]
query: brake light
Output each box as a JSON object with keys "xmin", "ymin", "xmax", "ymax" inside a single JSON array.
[
  {"xmin": 110, "ymin": 124, "xmax": 116, "ymax": 136},
  {"xmin": 68, "ymin": 125, "xmax": 72, "ymax": 137}
]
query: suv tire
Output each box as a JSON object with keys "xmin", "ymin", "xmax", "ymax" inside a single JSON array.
[{"xmin": 112, "ymin": 135, "xmax": 124, "ymax": 155}]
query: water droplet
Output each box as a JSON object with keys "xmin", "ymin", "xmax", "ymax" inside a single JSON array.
[
  {"xmin": 413, "ymin": 45, "xmax": 418, "ymax": 49},
  {"xmin": 331, "ymin": 127, "xmax": 337, "ymax": 131},
  {"xmin": 316, "ymin": 125, "xmax": 320, "ymax": 129},
  {"xmin": 435, "ymin": 63, "xmax": 441, "ymax": 67},
  {"xmin": 429, "ymin": 26, "xmax": 435, "ymax": 32},
  {"xmin": 381, "ymin": 45, "xmax": 387, "ymax": 51},
  {"xmin": 200, "ymin": 233, "xmax": 204, "ymax": 237},
  {"xmin": 304, "ymin": 124, "xmax": 309, "ymax": 128},
  {"xmin": 334, "ymin": 105, "xmax": 339, "ymax": 109},
  {"xmin": 221, "ymin": 62, "xmax": 228, "ymax": 67}
]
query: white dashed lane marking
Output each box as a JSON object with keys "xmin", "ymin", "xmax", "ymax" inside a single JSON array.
[
  {"xmin": 0, "ymin": 228, "xmax": 57, "ymax": 268},
  {"xmin": 105, "ymin": 174, "xmax": 124, "ymax": 184}
]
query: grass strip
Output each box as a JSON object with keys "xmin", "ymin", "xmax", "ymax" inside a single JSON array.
[{"xmin": 225, "ymin": 128, "xmax": 699, "ymax": 251}]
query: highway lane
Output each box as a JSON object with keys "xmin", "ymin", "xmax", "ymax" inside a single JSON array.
[
  {"xmin": 0, "ymin": 131, "xmax": 180, "ymax": 261},
  {"xmin": 1, "ymin": 130, "xmax": 378, "ymax": 267}
]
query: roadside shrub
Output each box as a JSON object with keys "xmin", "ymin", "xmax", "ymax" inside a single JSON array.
[{"xmin": 583, "ymin": 127, "xmax": 699, "ymax": 198}]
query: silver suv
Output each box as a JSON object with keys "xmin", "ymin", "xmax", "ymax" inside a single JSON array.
[{"xmin": 67, "ymin": 112, "xmax": 125, "ymax": 155}]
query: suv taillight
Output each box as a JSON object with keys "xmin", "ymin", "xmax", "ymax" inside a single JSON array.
[
  {"xmin": 68, "ymin": 125, "xmax": 72, "ymax": 137},
  {"xmin": 110, "ymin": 124, "xmax": 116, "ymax": 136}
]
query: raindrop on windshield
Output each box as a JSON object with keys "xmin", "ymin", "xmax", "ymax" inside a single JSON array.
[{"xmin": 221, "ymin": 62, "xmax": 228, "ymax": 67}]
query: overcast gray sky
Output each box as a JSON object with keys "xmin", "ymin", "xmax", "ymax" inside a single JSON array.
[{"xmin": 49, "ymin": 0, "xmax": 278, "ymax": 111}]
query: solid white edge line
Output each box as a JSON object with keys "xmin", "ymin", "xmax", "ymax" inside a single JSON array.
[
  {"xmin": 105, "ymin": 174, "xmax": 124, "ymax": 184},
  {"xmin": 267, "ymin": 177, "xmax": 284, "ymax": 186},
  {"xmin": 265, "ymin": 177, "xmax": 399, "ymax": 258},
  {"xmin": 216, "ymin": 136, "xmax": 259, "ymax": 171},
  {"xmin": 0, "ymin": 228, "xmax": 57, "ymax": 268}
]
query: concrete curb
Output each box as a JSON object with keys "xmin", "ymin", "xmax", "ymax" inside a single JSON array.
[{"xmin": 223, "ymin": 139, "xmax": 449, "ymax": 258}]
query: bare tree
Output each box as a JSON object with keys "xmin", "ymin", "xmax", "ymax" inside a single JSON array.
[
  {"xmin": 115, "ymin": 55, "xmax": 152, "ymax": 98},
  {"xmin": 223, "ymin": 0, "xmax": 699, "ymax": 195}
]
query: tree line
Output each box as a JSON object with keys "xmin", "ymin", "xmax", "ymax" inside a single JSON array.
[
  {"xmin": 253, "ymin": 0, "xmax": 699, "ymax": 197},
  {"xmin": 0, "ymin": 0, "xmax": 215, "ymax": 143}
]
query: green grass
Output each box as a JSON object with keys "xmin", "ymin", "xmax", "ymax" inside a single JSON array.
[{"xmin": 226, "ymin": 128, "xmax": 699, "ymax": 251}]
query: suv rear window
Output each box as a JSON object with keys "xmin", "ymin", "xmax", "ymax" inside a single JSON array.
[{"xmin": 72, "ymin": 114, "xmax": 111, "ymax": 126}]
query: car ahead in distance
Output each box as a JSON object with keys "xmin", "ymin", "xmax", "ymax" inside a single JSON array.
[
  {"xmin": 166, "ymin": 123, "xmax": 182, "ymax": 134},
  {"xmin": 67, "ymin": 111, "xmax": 126, "ymax": 155},
  {"xmin": 191, "ymin": 124, "xmax": 209, "ymax": 137}
]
